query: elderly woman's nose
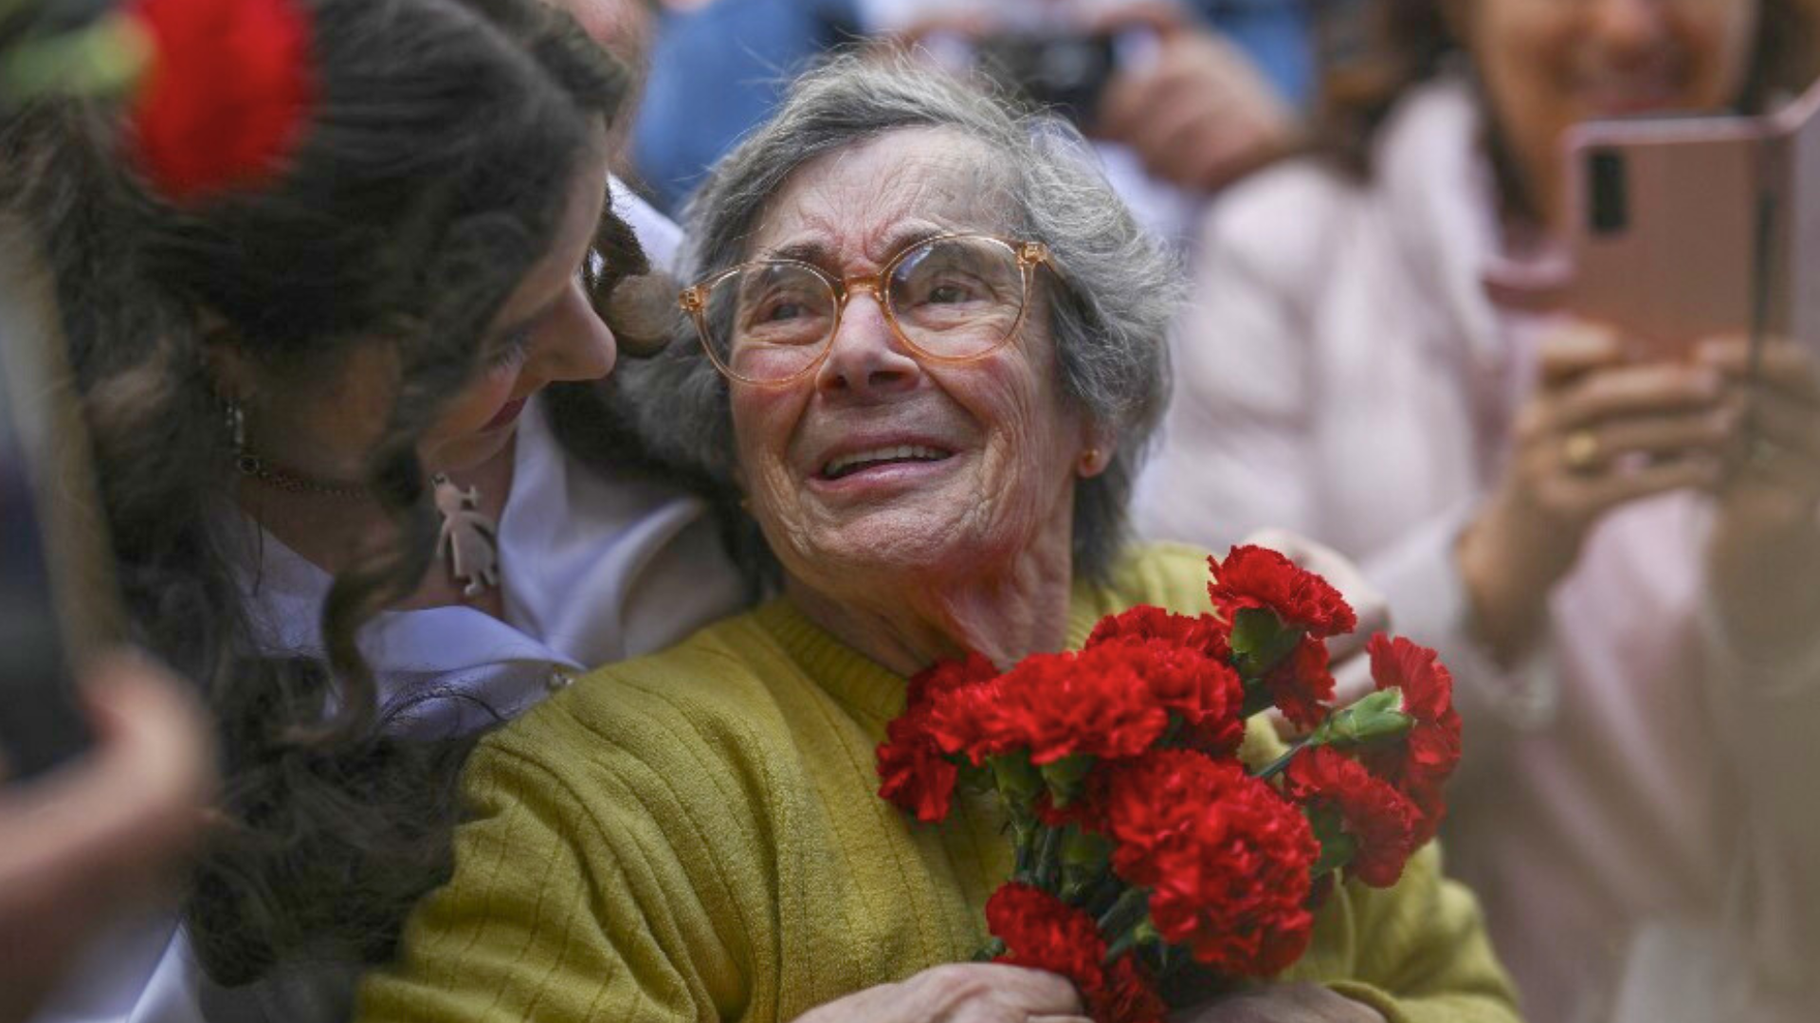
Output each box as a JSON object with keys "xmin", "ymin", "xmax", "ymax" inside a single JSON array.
[
  {"xmin": 536, "ymin": 283, "xmax": 618, "ymax": 384},
  {"xmin": 815, "ymin": 290, "xmax": 919, "ymax": 396}
]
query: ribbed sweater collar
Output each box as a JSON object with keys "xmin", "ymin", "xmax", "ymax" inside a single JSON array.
[{"xmin": 751, "ymin": 582, "xmax": 1107, "ymax": 727}]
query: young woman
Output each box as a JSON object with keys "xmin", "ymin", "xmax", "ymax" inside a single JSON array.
[
  {"xmin": 2, "ymin": 0, "xmax": 745, "ymax": 1019},
  {"xmin": 1137, "ymin": 1, "xmax": 1820, "ymax": 1019}
]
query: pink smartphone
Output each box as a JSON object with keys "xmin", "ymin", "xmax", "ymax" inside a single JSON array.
[{"xmin": 1562, "ymin": 78, "xmax": 1820, "ymax": 362}]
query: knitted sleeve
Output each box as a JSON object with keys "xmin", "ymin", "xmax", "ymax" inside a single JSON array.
[
  {"xmin": 354, "ymin": 708, "xmax": 752, "ymax": 1023},
  {"xmin": 1320, "ymin": 844, "xmax": 1521, "ymax": 1023}
]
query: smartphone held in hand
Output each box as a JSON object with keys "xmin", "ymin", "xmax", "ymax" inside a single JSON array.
[{"xmin": 1562, "ymin": 79, "xmax": 1820, "ymax": 363}]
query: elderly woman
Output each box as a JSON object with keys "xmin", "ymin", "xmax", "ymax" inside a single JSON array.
[{"xmin": 357, "ymin": 59, "xmax": 1517, "ymax": 1023}]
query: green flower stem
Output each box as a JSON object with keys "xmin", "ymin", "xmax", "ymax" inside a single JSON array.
[
  {"xmin": 1034, "ymin": 824, "xmax": 1064, "ymax": 890},
  {"xmin": 1012, "ymin": 819, "xmax": 1038, "ymax": 878},
  {"xmin": 1074, "ymin": 872, "xmax": 1124, "ymax": 918},
  {"xmin": 1253, "ymin": 736, "xmax": 1312, "ymax": 782},
  {"xmin": 1103, "ymin": 918, "xmax": 1158, "ymax": 966},
  {"xmin": 1096, "ymin": 886, "xmax": 1152, "ymax": 960}
]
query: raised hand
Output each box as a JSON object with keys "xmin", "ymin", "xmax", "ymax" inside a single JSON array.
[{"xmin": 1456, "ymin": 325, "xmax": 1735, "ymax": 662}]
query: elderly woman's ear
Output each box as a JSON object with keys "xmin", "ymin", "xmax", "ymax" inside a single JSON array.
[{"xmin": 1076, "ymin": 428, "xmax": 1116, "ymax": 479}]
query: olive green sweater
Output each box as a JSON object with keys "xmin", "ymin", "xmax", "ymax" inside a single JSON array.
[{"xmin": 357, "ymin": 544, "xmax": 1518, "ymax": 1023}]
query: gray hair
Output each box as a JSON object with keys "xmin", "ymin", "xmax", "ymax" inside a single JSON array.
[{"xmin": 628, "ymin": 54, "xmax": 1184, "ymax": 582}]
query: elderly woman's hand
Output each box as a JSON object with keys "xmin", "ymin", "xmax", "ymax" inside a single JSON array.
[
  {"xmin": 1168, "ymin": 982, "xmax": 1386, "ymax": 1022},
  {"xmin": 1456, "ymin": 325, "xmax": 1734, "ymax": 664},
  {"xmin": 1239, "ymin": 529, "xmax": 1390, "ymax": 738},
  {"xmin": 791, "ymin": 963, "xmax": 1090, "ymax": 1023},
  {"xmin": 1698, "ymin": 337, "xmax": 1820, "ymax": 662}
]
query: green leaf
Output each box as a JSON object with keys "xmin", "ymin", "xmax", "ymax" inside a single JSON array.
[{"xmin": 0, "ymin": 14, "xmax": 150, "ymax": 102}]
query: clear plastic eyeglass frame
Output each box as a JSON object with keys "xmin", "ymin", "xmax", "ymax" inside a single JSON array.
[{"xmin": 677, "ymin": 232, "xmax": 1053, "ymax": 387}]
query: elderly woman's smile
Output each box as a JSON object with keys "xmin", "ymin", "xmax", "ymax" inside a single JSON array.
[{"xmin": 726, "ymin": 127, "xmax": 1093, "ymax": 619}]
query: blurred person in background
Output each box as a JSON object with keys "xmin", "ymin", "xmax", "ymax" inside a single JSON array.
[
  {"xmin": 0, "ymin": 655, "xmax": 213, "ymax": 1023},
  {"xmin": 3, "ymin": 0, "xmax": 746, "ymax": 1019},
  {"xmin": 1136, "ymin": 1, "xmax": 1820, "ymax": 1020},
  {"xmin": 629, "ymin": 0, "xmax": 1329, "ymax": 240}
]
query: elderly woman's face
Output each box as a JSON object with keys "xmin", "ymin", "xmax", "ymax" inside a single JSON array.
[
  {"xmin": 728, "ymin": 127, "xmax": 1092, "ymax": 594},
  {"xmin": 1468, "ymin": 0, "xmax": 1758, "ymax": 223}
]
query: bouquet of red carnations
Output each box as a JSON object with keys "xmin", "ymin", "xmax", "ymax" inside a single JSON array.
[{"xmin": 875, "ymin": 546, "xmax": 1463, "ymax": 1023}]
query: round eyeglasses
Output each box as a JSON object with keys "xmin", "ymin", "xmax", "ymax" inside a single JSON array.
[{"xmin": 678, "ymin": 233, "xmax": 1053, "ymax": 386}]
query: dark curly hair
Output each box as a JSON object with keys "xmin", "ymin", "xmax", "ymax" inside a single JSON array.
[{"xmin": 2, "ymin": 0, "xmax": 645, "ymax": 986}]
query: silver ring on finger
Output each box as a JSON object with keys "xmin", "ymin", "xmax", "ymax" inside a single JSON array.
[{"xmin": 1562, "ymin": 428, "xmax": 1602, "ymax": 474}]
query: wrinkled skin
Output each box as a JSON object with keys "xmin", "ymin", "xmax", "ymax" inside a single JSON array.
[{"xmin": 729, "ymin": 127, "xmax": 1105, "ymax": 675}]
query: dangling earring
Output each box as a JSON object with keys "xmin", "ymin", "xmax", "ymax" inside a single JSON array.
[
  {"xmin": 1079, "ymin": 447, "xmax": 1101, "ymax": 476},
  {"xmin": 225, "ymin": 399, "xmax": 250, "ymax": 468}
]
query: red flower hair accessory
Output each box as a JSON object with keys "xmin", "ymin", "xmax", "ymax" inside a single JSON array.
[{"xmin": 126, "ymin": 0, "xmax": 315, "ymax": 203}]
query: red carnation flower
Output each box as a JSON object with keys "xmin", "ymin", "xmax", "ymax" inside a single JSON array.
[
  {"xmin": 988, "ymin": 884, "xmax": 1166, "ymax": 1023},
  {"xmin": 876, "ymin": 713, "xmax": 962, "ymax": 823},
  {"xmin": 1103, "ymin": 636, "xmax": 1247, "ymax": 757},
  {"xmin": 1086, "ymin": 605, "xmax": 1230, "ymax": 659},
  {"xmin": 1360, "ymin": 634, "xmax": 1461, "ymax": 845},
  {"xmin": 1103, "ymin": 749, "xmax": 1318, "ymax": 976},
  {"xmin": 987, "ymin": 883, "xmax": 1107, "ymax": 996},
  {"xmin": 1286, "ymin": 746, "xmax": 1420, "ymax": 888},
  {"xmin": 877, "ymin": 654, "xmax": 1002, "ymax": 822},
  {"xmin": 1091, "ymin": 955, "xmax": 1168, "ymax": 1023},
  {"xmin": 127, "ymin": 0, "xmax": 315, "ymax": 203},
  {"xmin": 930, "ymin": 647, "xmax": 1170, "ymax": 767},
  {"xmin": 906, "ymin": 651, "xmax": 999, "ymax": 711},
  {"xmin": 1260, "ymin": 635, "xmax": 1336, "ymax": 733},
  {"xmin": 1208, "ymin": 546, "xmax": 1357, "ymax": 639}
]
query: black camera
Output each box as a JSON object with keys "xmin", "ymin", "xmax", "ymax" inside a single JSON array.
[{"xmin": 971, "ymin": 31, "xmax": 1122, "ymax": 128}]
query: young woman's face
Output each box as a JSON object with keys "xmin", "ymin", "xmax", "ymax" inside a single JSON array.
[
  {"xmin": 239, "ymin": 142, "xmax": 617, "ymax": 481},
  {"xmin": 417, "ymin": 143, "xmax": 619, "ymax": 472},
  {"xmin": 1467, "ymin": 0, "xmax": 1760, "ymax": 225}
]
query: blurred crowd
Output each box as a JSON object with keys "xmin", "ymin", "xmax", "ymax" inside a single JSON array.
[{"xmin": 3, "ymin": 1, "xmax": 1818, "ymax": 1022}]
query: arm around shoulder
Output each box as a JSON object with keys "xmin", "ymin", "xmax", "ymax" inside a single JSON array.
[{"xmin": 355, "ymin": 709, "xmax": 746, "ymax": 1023}]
